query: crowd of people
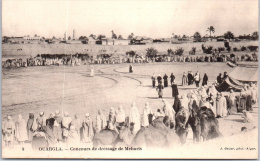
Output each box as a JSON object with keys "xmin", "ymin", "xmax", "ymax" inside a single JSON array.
[
  {"xmin": 2, "ymin": 66, "xmax": 258, "ymax": 150},
  {"xmin": 2, "ymin": 51, "xmax": 258, "ymax": 69},
  {"xmin": 2, "ymin": 79, "xmax": 257, "ymax": 149},
  {"xmin": 152, "ymin": 72, "xmax": 257, "ymax": 119},
  {"xmin": 152, "ymin": 71, "xmax": 208, "ymax": 99},
  {"xmin": 2, "ymin": 100, "xmax": 175, "ymax": 149}
]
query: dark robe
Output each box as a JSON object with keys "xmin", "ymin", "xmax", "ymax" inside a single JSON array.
[
  {"xmin": 156, "ymin": 84, "xmax": 164, "ymax": 98},
  {"xmin": 236, "ymin": 95, "xmax": 246, "ymax": 113},
  {"xmin": 157, "ymin": 76, "xmax": 162, "ymax": 84},
  {"xmin": 151, "ymin": 76, "xmax": 156, "ymax": 88},
  {"xmin": 45, "ymin": 118, "xmax": 56, "ymax": 145},
  {"xmin": 170, "ymin": 74, "xmax": 175, "ymax": 84},
  {"xmin": 129, "ymin": 65, "xmax": 133, "ymax": 73},
  {"xmin": 223, "ymin": 72, "xmax": 228, "ymax": 81},
  {"xmin": 173, "ymin": 97, "xmax": 182, "ymax": 113},
  {"xmin": 163, "ymin": 74, "xmax": 168, "ymax": 87},
  {"xmin": 171, "ymin": 83, "xmax": 179, "ymax": 98},
  {"xmin": 217, "ymin": 75, "xmax": 222, "ymax": 84},
  {"xmin": 246, "ymin": 95, "xmax": 252, "ymax": 111},
  {"xmin": 202, "ymin": 74, "xmax": 208, "ymax": 86},
  {"xmin": 187, "ymin": 73, "xmax": 193, "ymax": 85}
]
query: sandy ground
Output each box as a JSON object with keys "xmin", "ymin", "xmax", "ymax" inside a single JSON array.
[
  {"xmin": 2, "ymin": 62, "xmax": 258, "ymax": 158},
  {"xmin": 2, "ymin": 41, "xmax": 258, "ymax": 58}
]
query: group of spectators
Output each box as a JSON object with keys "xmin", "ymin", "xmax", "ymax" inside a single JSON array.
[
  {"xmin": 2, "ymin": 52, "xmax": 258, "ymax": 69},
  {"xmin": 2, "ymin": 101, "xmax": 175, "ymax": 149},
  {"xmin": 2, "ymin": 80, "xmax": 258, "ymax": 149}
]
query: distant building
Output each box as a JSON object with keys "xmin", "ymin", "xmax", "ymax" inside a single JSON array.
[
  {"xmin": 6, "ymin": 37, "xmax": 25, "ymax": 44},
  {"xmin": 96, "ymin": 38, "xmax": 130, "ymax": 45},
  {"xmin": 66, "ymin": 40, "xmax": 82, "ymax": 44},
  {"xmin": 88, "ymin": 37, "xmax": 96, "ymax": 45},
  {"xmin": 130, "ymin": 36, "xmax": 153, "ymax": 45},
  {"xmin": 113, "ymin": 39, "xmax": 130, "ymax": 45},
  {"xmin": 23, "ymin": 35, "xmax": 41, "ymax": 41}
]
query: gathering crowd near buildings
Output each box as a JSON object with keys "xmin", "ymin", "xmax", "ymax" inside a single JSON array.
[{"xmin": 2, "ymin": 70, "xmax": 257, "ymax": 149}]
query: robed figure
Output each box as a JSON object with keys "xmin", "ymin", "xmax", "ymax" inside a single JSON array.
[
  {"xmin": 171, "ymin": 81, "xmax": 179, "ymax": 98},
  {"xmin": 163, "ymin": 74, "xmax": 168, "ymax": 87}
]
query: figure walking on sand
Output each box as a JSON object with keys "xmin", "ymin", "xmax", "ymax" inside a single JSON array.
[
  {"xmin": 170, "ymin": 73, "xmax": 175, "ymax": 85},
  {"xmin": 182, "ymin": 72, "xmax": 188, "ymax": 86},
  {"xmin": 151, "ymin": 73, "xmax": 156, "ymax": 88},
  {"xmin": 202, "ymin": 73, "xmax": 208, "ymax": 86},
  {"xmin": 90, "ymin": 66, "xmax": 95, "ymax": 77},
  {"xmin": 156, "ymin": 82, "xmax": 164, "ymax": 98},
  {"xmin": 129, "ymin": 65, "xmax": 133, "ymax": 73},
  {"xmin": 163, "ymin": 73, "xmax": 168, "ymax": 87},
  {"xmin": 171, "ymin": 80, "xmax": 179, "ymax": 98}
]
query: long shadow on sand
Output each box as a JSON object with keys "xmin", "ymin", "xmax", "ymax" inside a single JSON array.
[{"xmin": 224, "ymin": 118, "xmax": 244, "ymax": 123}]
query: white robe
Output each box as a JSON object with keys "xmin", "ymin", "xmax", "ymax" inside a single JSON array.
[
  {"xmin": 141, "ymin": 107, "xmax": 152, "ymax": 127},
  {"xmin": 216, "ymin": 96, "xmax": 227, "ymax": 117},
  {"xmin": 129, "ymin": 106, "xmax": 141, "ymax": 134},
  {"xmin": 96, "ymin": 114, "xmax": 107, "ymax": 133},
  {"xmin": 163, "ymin": 101, "xmax": 175, "ymax": 123},
  {"xmin": 15, "ymin": 118, "xmax": 28, "ymax": 142}
]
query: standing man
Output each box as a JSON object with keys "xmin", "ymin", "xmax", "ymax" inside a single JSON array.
[
  {"xmin": 170, "ymin": 73, "xmax": 175, "ymax": 85},
  {"xmin": 202, "ymin": 73, "xmax": 208, "ymax": 86},
  {"xmin": 163, "ymin": 73, "xmax": 168, "ymax": 87},
  {"xmin": 216, "ymin": 92, "xmax": 227, "ymax": 118},
  {"xmin": 187, "ymin": 71, "xmax": 193, "ymax": 85},
  {"xmin": 156, "ymin": 82, "xmax": 164, "ymax": 98},
  {"xmin": 182, "ymin": 72, "xmax": 188, "ymax": 86},
  {"xmin": 222, "ymin": 72, "xmax": 228, "ymax": 81},
  {"xmin": 151, "ymin": 73, "xmax": 156, "ymax": 88},
  {"xmin": 171, "ymin": 80, "xmax": 179, "ymax": 98},
  {"xmin": 90, "ymin": 66, "xmax": 95, "ymax": 77},
  {"xmin": 217, "ymin": 73, "xmax": 222, "ymax": 84},
  {"xmin": 194, "ymin": 71, "xmax": 200, "ymax": 87},
  {"xmin": 157, "ymin": 74, "xmax": 162, "ymax": 85},
  {"xmin": 129, "ymin": 65, "xmax": 133, "ymax": 73}
]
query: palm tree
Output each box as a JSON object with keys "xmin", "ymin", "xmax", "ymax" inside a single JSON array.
[{"xmin": 207, "ymin": 26, "xmax": 215, "ymax": 41}]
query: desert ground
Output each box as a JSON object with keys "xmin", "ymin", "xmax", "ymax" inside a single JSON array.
[
  {"xmin": 2, "ymin": 62, "xmax": 258, "ymax": 146},
  {"xmin": 2, "ymin": 41, "xmax": 258, "ymax": 59}
]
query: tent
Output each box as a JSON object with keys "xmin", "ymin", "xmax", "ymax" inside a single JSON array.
[
  {"xmin": 217, "ymin": 66, "xmax": 258, "ymax": 92},
  {"xmin": 229, "ymin": 67, "xmax": 258, "ymax": 82}
]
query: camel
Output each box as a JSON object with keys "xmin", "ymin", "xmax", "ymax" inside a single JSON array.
[
  {"xmin": 32, "ymin": 131, "xmax": 48, "ymax": 150},
  {"xmin": 198, "ymin": 106, "xmax": 222, "ymax": 141},
  {"xmin": 177, "ymin": 106, "xmax": 222, "ymax": 144},
  {"xmin": 175, "ymin": 108, "xmax": 190, "ymax": 144},
  {"xmin": 92, "ymin": 129, "xmax": 120, "ymax": 147},
  {"xmin": 131, "ymin": 116, "xmax": 181, "ymax": 148}
]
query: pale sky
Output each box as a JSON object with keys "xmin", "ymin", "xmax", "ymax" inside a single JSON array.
[{"xmin": 2, "ymin": 0, "xmax": 258, "ymax": 38}]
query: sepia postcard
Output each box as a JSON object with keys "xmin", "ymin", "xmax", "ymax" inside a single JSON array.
[{"xmin": 1, "ymin": 0, "xmax": 259, "ymax": 159}]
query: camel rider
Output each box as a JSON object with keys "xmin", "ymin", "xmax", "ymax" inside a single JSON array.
[
  {"xmin": 129, "ymin": 102, "xmax": 141, "ymax": 135},
  {"xmin": 108, "ymin": 107, "xmax": 116, "ymax": 126},
  {"xmin": 116, "ymin": 105, "xmax": 126, "ymax": 130},
  {"xmin": 62, "ymin": 112, "xmax": 72, "ymax": 142},
  {"xmin": 162, "ymin": 99, "xmax": 175, "ymax": 128},
  {"xmin": 141, "ymin": 102, "xmax": 152, "ymax": 127}
]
